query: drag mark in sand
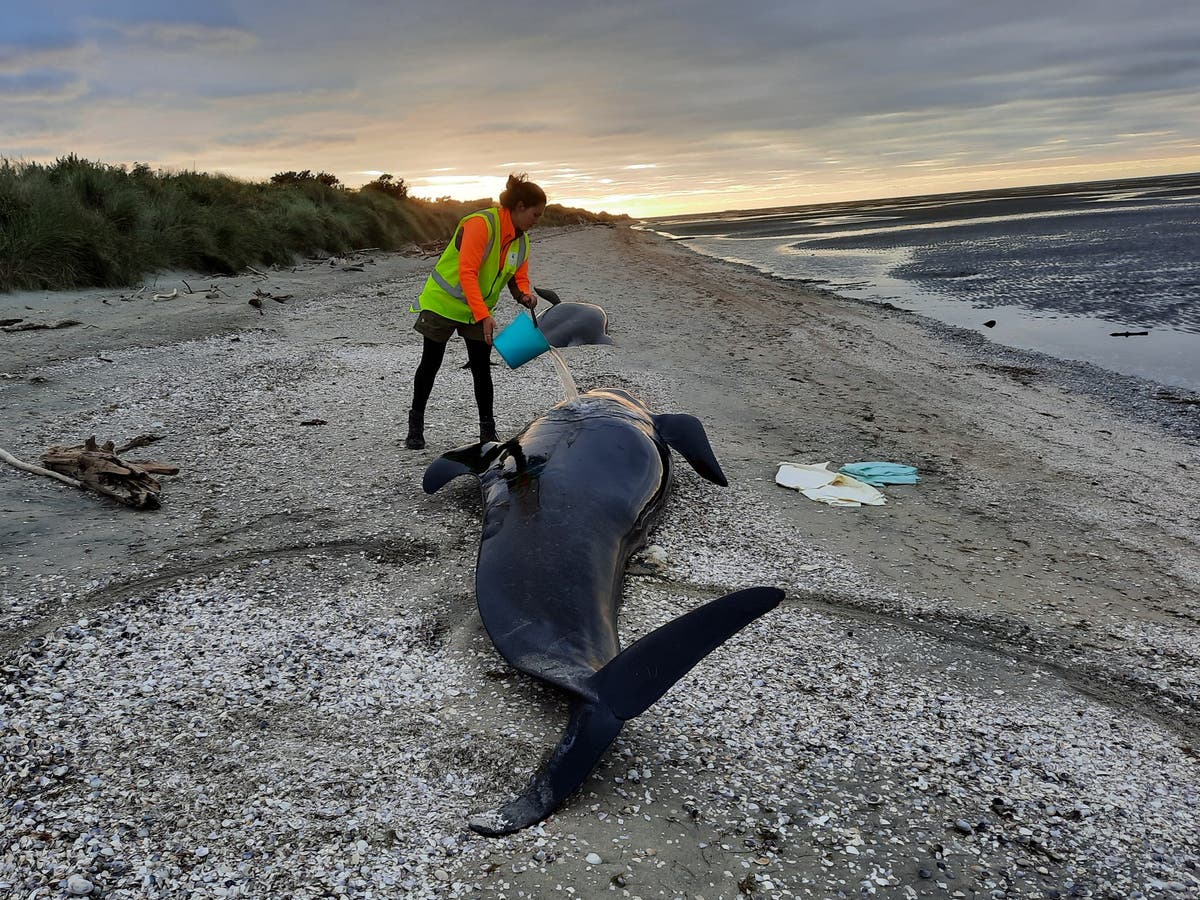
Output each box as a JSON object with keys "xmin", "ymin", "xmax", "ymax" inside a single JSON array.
[
  {"xmin": 787, "ymin": 587, "xmax": 1200, "ymax": 746},
  {"xmin": 0, "ymin": 537, "xmax": 438, "ymax": 657}
]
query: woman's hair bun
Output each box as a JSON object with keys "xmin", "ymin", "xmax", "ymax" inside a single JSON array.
[{"xmin": 500, "ymin": 172, "xmax": 547, "ymax": 209}]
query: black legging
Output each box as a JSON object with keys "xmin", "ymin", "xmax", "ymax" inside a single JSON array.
[{"xmin": 411, "ymin": 336, "xmax": 493, "ymax": 421}]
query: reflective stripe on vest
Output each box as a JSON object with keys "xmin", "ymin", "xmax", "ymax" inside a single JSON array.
[
  {"xmin": 429, "ymin": 208, "xmax": 500, "ymax": 301},
  {"xmin": 416, "ymin": 208, "xmax": 529, "ymax": 322}
]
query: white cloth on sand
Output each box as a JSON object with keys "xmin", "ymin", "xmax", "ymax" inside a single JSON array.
[{"xmin": 775, "ymin": 462, "xmax": 886, "ymax": 507}]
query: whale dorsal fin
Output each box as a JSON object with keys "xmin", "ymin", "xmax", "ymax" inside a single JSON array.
[
  {"xmin": 652, "ymin": 414, "xmax": 727, "ymax": 486},
  {"xmin": 422, "ymin": 442, "xmax": 503, "ymax": 494}
]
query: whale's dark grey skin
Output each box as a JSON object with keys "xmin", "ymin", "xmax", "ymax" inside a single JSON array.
[
  {"xmin": 423, "ymin": 388, "xmax": 784, "ymax": 835},
  {"xmin": 535, "ymin": 301, "xmax": 613, "ymax": 349},
  {"xmin": 461, "ymin": 292, "xmax": 610, "ymax": 369},
  {"xmin": 530, "ymin": 287, "xmax": 614, "ymax": 349}
]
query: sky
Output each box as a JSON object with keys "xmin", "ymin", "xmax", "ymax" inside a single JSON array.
[{"xmin": 3, "ymin": 1, "xmax": 1199, "ymax": 217}]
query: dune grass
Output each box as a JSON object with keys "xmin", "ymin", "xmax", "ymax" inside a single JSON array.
[{"xmin": 0, "ymin": 156, "xmax": 625, "ymax": 292}]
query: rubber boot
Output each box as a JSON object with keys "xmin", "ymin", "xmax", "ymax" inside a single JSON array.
[
  {"xmin": 479, "ymin": 417, "xmax": 498, "ymax": 444},
  {"xmin": 404, "ymin": 409, "xmax": 425, "ymax": 450}
]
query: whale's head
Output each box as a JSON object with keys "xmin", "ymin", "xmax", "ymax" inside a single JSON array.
[{"xmin": 536, "ymin": 302, "xmax": 614, "ymax": 349}]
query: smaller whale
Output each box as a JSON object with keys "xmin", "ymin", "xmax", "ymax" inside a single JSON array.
[
  {"xmin": 531, "ymin": 288, "xmax": 614, "ymax": 349},
  {"xmin": 461, "ymin": 289, "xmax": 611, "ymax": 369}
]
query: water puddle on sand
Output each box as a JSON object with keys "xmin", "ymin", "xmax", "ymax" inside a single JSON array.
[{"xmin": 546, "ymin": 347, "xmax": 579, "ymax": 401}]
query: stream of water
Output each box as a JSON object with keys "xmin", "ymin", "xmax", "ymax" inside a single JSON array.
[{"xmin": 546, "ymin": 347, "xmax": 579, "ymax": 401}]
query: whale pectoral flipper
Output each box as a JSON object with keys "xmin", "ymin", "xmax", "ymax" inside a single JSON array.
[
  {"xmin": 593, "ymin": 586, "xmax": 785, "ymax": 720},
  {"xmin": 422, "ymin": 443, "xmax": 505, "ymax": 494},
  {"xmin": 468, "ymin": 700, "xmax": 623, "ymax": 836},
  {"xmin": 652, "ymin": 414, "xmax": 728, "ymax": 486}
]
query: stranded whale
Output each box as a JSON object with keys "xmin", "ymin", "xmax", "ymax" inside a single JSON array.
[
  {"xmin": 530, "ymin": 288, "xmax": 614, "ymax": 349},
  {"xmin": 423, "ymin": 388, "xmax": 783, "ymax": 835}
]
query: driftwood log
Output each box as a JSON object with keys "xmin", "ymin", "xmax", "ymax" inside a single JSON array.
[
  {"xmin": 0, "ymin": 447, "xmax": 83, "ymax": 489},
  {"xmin": 37, "ymin": 436, "xmax": 179, "ymax": 509},
  {"xmin": 1, "ymin": 319, "xmax": 82, "ymax": 333}
]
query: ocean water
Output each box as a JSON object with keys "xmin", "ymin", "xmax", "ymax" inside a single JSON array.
[{"xmin": 645, "ymin": 173, "xmax": 1200, "ymax": 392}]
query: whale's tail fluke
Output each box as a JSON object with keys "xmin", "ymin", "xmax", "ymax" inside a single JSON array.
[
  {"xmin": 591, "ymin": 586, "xmax": 784, "ymax": 719},
  {"xmin": 468, "ymin": 586, "xmax": 784, "ymax": 836},
  {"xmin": 468, "ymin": 699, "xmax": 623, "ymax": 837}
]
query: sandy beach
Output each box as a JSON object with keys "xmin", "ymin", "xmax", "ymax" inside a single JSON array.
[{"xmin": 2, "ymin": 225, "xmax": 1198, "ymax": 898}]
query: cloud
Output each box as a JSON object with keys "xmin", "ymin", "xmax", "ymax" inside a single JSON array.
[
  {"xmin": 0, "ymin": 42, "xmax": 98, "ymax": 76},
  {"xmin": 0, "ymin": 71, "xmax": 88, "ymax": 103},
  {"xmin": 3, "ymin": 0, "xmax": 1197, "ymax": 213},
  {"xmin": 93, "ymin": 20, "xmax": 257, "ymax": 53}
]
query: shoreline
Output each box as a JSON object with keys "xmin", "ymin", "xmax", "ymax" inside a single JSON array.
[
  {"xmin": 638, "ymin": 225, "xmax": 1200, "ymax": 444},
  {"xmin": 634, "ymin": 172, "xmax": 1200, "ymax": 398},
  {"xmin": 2, "ymin": 224, "xmax": 1198, "ymax": 897}
]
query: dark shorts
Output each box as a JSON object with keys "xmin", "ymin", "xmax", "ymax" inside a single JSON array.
[{"xmin": 413, "ymin": 309, "xmax": 486, "ymax": 343}]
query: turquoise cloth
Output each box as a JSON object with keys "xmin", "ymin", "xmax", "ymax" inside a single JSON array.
[{"xmin": 838, "ymin": 461, "xmax": 919, "ymax": 486}]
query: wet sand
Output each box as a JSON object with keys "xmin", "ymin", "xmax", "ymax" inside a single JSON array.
[{"xmin": 2, "ymin": 226, "xmax": 1198, "ymax": 898}]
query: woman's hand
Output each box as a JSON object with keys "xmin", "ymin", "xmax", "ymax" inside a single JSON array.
[
  {"xmin": 482, "ymin": 316, "xmax": 496, "ymax": 345},
  {"xmin": 517, "ymin": 292, "xmax": 538, "ymax": 310}
]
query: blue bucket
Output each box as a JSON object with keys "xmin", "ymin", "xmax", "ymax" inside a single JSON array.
[{"xmin": 493, "ymin": 310, "xmax": 551, "ymax": 369}]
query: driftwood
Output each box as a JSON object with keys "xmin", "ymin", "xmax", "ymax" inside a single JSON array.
[
  {"xmin": 253, "ymin": 288, "xmax": 293, "ymax": 304},
  {"xmin": 116, "ymin": 433, "xmax": 166, "ymax": 454},
  {"xmin": 38, "ymin": 436, "xmax": 179, "ymax": 509},
  {"xmin": 2, "ymin": 319, "xmax": 82, "ymax": 333},
  {"xmin": 0, "ymin": 447, "xmax": 84, "ymax": 488},
  {"xmin": 400, "ymin": 240, "xmax": 445, "ymax": 259}
]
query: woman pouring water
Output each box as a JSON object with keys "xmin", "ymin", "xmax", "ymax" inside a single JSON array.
[
  {"xmin": 404, "ymin": 173, "xmax": 546, "ymax": 450},
  {"xmin": 403, "ymin": 174, "xmax": 545, "ymax": 449}
]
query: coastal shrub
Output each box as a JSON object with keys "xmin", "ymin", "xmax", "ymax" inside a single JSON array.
[
  {"xmin": 0, "ymin": 160, "xmax": 132, "ymax": 288},
  {"xmin": 271, "ymin": 170, "xmax": 341, "ymax": 188},
  {"xmin": 361, "ymin": 173, "xmax": 408, "ymax": 200},
  {"xmin": 0, "ymin": 156, "xmax": 628, "ymax": 292}
]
